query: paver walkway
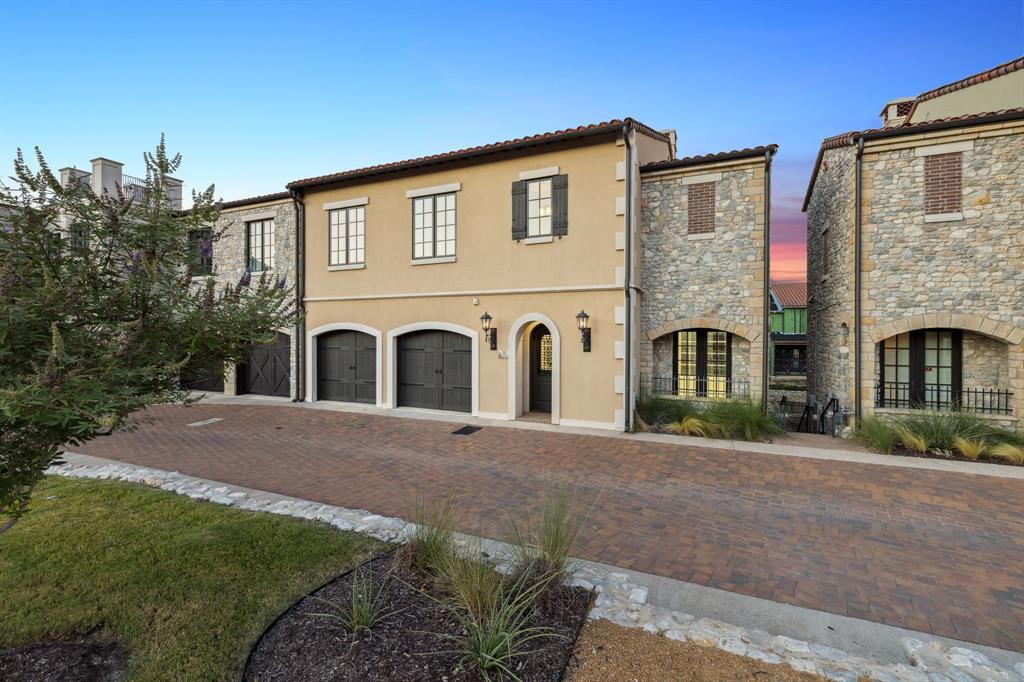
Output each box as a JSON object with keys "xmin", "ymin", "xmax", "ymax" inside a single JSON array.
[{"xmin": 75, "ymin": 403, "xmax": 1024, "ymax": 652}]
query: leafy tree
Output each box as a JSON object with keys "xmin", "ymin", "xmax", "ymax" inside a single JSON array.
[{"xmin": 0, "ymin": 138, "xmax": 295, "ymax": 533}]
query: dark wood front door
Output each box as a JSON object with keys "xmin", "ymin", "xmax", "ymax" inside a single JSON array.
[
  {"xmin": 243, "ymin": 332, "xmax": 291, "ymax": 397},
  {"xmin": 530, "ymin": 324, "xmax": 552, "ymax": 413},
  {"xmin": 317, "ymin": 330, "xmax": 376, "ymax": 404},
  {"xmin": 398, "ymin": 330, "xmax": 471, "ymax": 412}
]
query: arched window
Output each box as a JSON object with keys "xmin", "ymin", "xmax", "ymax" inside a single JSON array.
[
  {"xmin": 675, "ymin": 330, "xmax": 732, "ymax": 398},
  {"xmin": 878, "ymin": 329, "xmax": 961, "ymax": 409}
]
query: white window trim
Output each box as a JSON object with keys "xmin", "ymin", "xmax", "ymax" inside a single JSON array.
[
  {"xmin": 328, "ymin": 263, "xmax": 366, "ymax": 271},
  {"xmin": 410, "ymin": 255, "xmax": 456, "ymax": 266},
  {"xmin": 524, "ymin": 235, "xmax": 553, "ymax": 245},
  {"xmin": 405, "ymin": 182, "xmax": 461, "ymax": 198},
  {"xmin": 680, "ymin": 171, "xmax": 722, "ymax": 186},
  {"xmin": 687, "ymin": 232, "xmax": 715, "ymax": 241},
  {"xmin": 915, "ymin": 140, "xmax": 974, "ymax": 157},
  {"xmin": 518, "ymin": 166, "xmax": 559, "ymax": 181},
  {"xmin": 323, "ymin": 196, "xmax": 369, "ymax": 211},
  {"xmin": 924, "ymin": 212, "xmax": 964, "ymax": 223}
]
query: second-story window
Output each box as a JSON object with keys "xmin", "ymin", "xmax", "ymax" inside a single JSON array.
[
  {"xmin": 329, "ymin": 207, "xmax": 365, "ymax": 266},
  {"xmin": 412, "ymin": 193, "xmax": 456, "ymax": 259},
  {"xmin": 247, "ymin": 219, "xmax": 274, "ymax": 272},
  {"xmin": 527, "ymin": 178, "xmax": 553, "ymax": 237},
  {"xmin": 189, "ymin": 228, "xmax": 213, "ymax": 276}
]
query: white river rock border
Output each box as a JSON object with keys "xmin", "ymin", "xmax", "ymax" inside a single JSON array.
[{"xmin": 47, "ymin": 460, "xmax": 1023, "ymax": 682}]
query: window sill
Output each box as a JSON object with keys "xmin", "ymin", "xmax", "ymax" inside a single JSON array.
[
  {"xmin": 924, "ymin": 212, "xmax": 963, "ymax": 223},
  {"xmin": 523, "ymin": 235, "xmax": 554, "ymax": 245},
  {"xmin": 410, "ymin": 255, "xmax": 456, "ymax": 266},
  {"xmin": 687, "ymin": 232, "xmax": 715, "ymax": 241},
  {"xmin": 328, "ymin": 263, "xmax": 366, "ymax": 271}
]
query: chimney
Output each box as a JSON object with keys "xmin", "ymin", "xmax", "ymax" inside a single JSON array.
[
  {"xmin": 879, "ymin": 98, "xmax": 915, "ymax": 128},
  {"xmin": 58, "ymin": 167, "xmax": 90, "ymax": 189},
  {"xmin": 659, "ymin": 129, "xmax": 678, "ymax": 159},
  {"xmin": 89, "ymin": 157, "xmax": 123, "ymax": 196}
]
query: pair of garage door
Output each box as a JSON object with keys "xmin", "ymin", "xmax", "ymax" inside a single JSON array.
[
  {"xmin": 181, "ymin": 332, "xmax": 290, "ymax": 397},
  {"xmin": 316, "ymin": 329, "xmax": 470, "ymax": 413}
]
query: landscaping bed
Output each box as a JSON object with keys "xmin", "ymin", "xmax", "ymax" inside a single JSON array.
[
  {"xmin": 0, "ymin": 476, "xmax": 382, "ymax": 681},
  {"xmin": 854, "ymin": 411, "xmax": 1024, "ymax": 467},
  {"xmin": 637, "ymin": 397, "xmax": 783, "ymax": 442},
  {"xmin": 245, "ymin": 551, "xmax": 591, "ymax": 681}
]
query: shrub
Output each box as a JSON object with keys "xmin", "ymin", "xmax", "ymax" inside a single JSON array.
[
  {"xmin": 895, "ymin": 411, "xmax": 994, "ymax": 452},
  {"xmin": 953, "ymin": 437, "xmax": 987, "ymax": 461},
  {"xmin": 407, "ymin": 497, "xmax": 458, "ymax": 575},
  {"xmin": 636, "ymin": 397, "xmax": 697, "ymax": 427},
  {"xmin": 510, "ymin": 483, "xmax": 588, "ymax": 586},
  {"xmin": 437, "ymin": 546, "xmax": 505, "ymax": 620},
  {"xmin": 896, "ymin": 426, "xmax": 929, "ymax": 453},
  {"xmin": 308, "ymin": 565, "xmax": 392, "ymax": 634},
  {"xmin": 666, "ymin": 416, "xmax": 716, "ymax": 438},
  {"xmin": 853, "ymin": 417, "xmax": 899, "ymax": 454},
  {"xmin": 989, "ymin": 442, "xmax": 1024, "ymax": 466},
  {"xmin": 701, "ymin": 401, "xmax": 782, "ymax": 442}
]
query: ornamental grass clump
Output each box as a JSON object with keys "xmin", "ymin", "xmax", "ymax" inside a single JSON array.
[
  {"xmin": 700, "ymin": 400, "xmax": 782, "ymax": 442},
  {"xmin": 666, "ymin": 416, "xmax": 716, "ymax": 438},
  {"xmin": 953, "ymin": 437, "xmax": 987, "ymax": 461},
  {"xmin": 896, "ymin": 411, "xmax": 993, "ymax": 452},
  {"xmin": 989, "ymin": 442, "xmax": 1024, "ymax": 466},
  {"xmin": 407, "ymin": 496, "xmax": 458, "ymax": 575},
  {"xmin": 636, "ymin": 397, "xmax": 697, "ymax": 428},
  {"xmin": 308, "ymin": 565, "xmax": 394, "ymax": 634},
  {"xmin": 510, "ymin": 483, "xmax": 589, "ymax": 587},
  {"xmin": 853, "ymin": 417, "xmax": 899, "ymax": 454},
  {"xmin": 896, "ymin": 426, "xmax": 929, "ymax": 454},
  {"xmin": 437, "ymin": 544, "xmax": 506, "ymax": 621}
]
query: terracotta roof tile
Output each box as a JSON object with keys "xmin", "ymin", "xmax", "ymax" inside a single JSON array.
[
  {"xmin": 771, "ymin": 280, "xmax": 807, "ymax": 308},
  {"xmin": 288, "ymin": 118, "xmax": 669, "ymax": 190},
  {"xmin": 641, "ymin": 145, "xmax": 778, "ymax": 173},
  {"xmin": 218, "ymin": 191, "xmax": 291, "ymax": 210},
  {"xmin": 914, "ymin": 56, "xmax": 1023, "ymax": 105}
]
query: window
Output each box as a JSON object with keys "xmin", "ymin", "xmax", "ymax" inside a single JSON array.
[
  {"xmin": 189, "ymin": 228, "xmax": 213, "ymax": 276},
  {"xmin": 246, "ymin": 219, "xmax": 274, "ymax": 272},
  {"xmin": 329, "ymin": 207, "xmax": 365, "ymax": 266},
  {"xmin": 687, "ymin": 181, "xmax": 715, "ymax": 235},
  {"xmin": 674, "ymin": 330, "xmax": 732, "ymax": 398},
  {"xmin": 412, "ymin": 193, "xmax": 456, "ymax": 259},
  {"xmin": 527, "ymin": 178, "xmax": 553, "ymax": 237},
  {"xmin": 924, "ymin": 152, "xmax": 962, "ymax": 216},
  {"xmin": 878, "ymin": 329, "xmax": 962, "ymax": 409}
]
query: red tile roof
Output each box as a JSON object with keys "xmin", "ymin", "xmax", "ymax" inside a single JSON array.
[
  {"xmin": 218, "ymin": 191, "xmax": 291, "ymax": 209},
  {"xmin": 803, "ymin": 108, "xmax": 1024, "ymax": 211},
  {"xmin": 641, "ymin": 145, "xmax": 778, "ymax": 173},
  {"xmin": 288, "ymin": 118, "xmax": 670, "ymax": 191},
  {"xmin": 771, "ymin": 280, "xmax": 807, "ymax": 308},
  {"xmin": 913, "ymin": 56, "xmax": 1023, "ymax": 106}
]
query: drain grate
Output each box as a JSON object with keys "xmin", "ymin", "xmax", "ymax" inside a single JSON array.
[{"xmin": 451, "ymin": 425, "xmax": 482, "ymax": 436}]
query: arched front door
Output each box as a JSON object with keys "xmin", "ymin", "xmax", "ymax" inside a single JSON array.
[{"xmin": 530, "ymin": 324, "xmax": 553, "ymax": 413}]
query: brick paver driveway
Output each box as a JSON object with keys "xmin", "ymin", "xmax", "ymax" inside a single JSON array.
[{"xmin": 75, "ymin": 403, "xmax": 1024, "ymax": 651}]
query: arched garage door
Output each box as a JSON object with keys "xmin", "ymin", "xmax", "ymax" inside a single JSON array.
[
  {"xmin": 398, "ymin": 330, "xmax": 471, "ymax": 412},
  {"xmin": 243, "ymin": 332, "xmax": 291, "ymax": 397},
  {"xmin": 318, "ymin": 330, "xmax": 376, "ymax": 404}
]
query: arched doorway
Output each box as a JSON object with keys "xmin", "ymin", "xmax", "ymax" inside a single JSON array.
[{"xmin": 529, "ymin": 324, "xmax": 553, "ymax": 413}]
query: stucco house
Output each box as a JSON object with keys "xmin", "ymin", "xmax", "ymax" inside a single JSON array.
[
  {"xmin": 276, "ymin": 119, "xmax": 774, "ymax": 431},
  {"xmin": 804, "ymin": 56, "xmax": 1024, "ymax": 425}
]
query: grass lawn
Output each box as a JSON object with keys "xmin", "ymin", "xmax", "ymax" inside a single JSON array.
[{"xmin": 0, "ymin": 476, "xmax": 384, "ymax": 680}]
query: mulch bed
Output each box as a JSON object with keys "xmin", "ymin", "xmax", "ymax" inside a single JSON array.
[
  {"xmin": 0, "ymin": 633, "xmax": 126, "ymax": 682},
  {"xmin": 890, "ymin": 446, "xmax": 1020, "ymax": 466},
  {"xmin": 245, "ymin": 551, "xmax": 591, "ymax": 681}
]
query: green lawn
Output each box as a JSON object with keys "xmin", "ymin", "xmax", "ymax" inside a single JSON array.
[{"xmin": 0, "ymin": 476, "xmax": 383, "ymax": 680}]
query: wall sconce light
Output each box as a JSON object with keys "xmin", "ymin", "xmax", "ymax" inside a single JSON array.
[
  {"xmin": 480, "ymin": 312, "xmax": 497, "ymax": 351},
  {"xmin": 576, "ymin": 310, "xmax": 591, "ymax": 352}
]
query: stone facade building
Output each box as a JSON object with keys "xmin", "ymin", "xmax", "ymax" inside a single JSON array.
[
  {"xmin": 638, "ymin": 147, "xmax": 774, "ymax": 406},
  {"xmin": 804, "ymin": 57, "xmax": 1024, "ymax": 424},
  {"xmin": 188, "ymin": 192, "xmax": 300, "ymax": 399}
]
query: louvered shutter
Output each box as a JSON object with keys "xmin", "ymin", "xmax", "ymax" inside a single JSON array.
[
  {"xmin": 552, "ymin": 174, "xmax": 568, "ymax": 236},
  {"xmin": 511, "ymin": 180, "xmax": 527, "ymax": 240}
]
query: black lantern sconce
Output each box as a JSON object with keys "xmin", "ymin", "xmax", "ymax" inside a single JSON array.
[
  {"xmin": 480, "ymin": 312, "xmax": 497, "ymax": 351},
  {"xmin": 576, "ymin": 310, "xmax": 591, "ymax": 352}
]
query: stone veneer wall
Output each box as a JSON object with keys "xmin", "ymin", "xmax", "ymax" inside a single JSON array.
[
  {"xmin": 807, "ymin": 123, "xmax": 1024, "ymax": 421},
  {"xmin": 638, "ymin": 160, "xmax": 767, "ymax": 402},
  {"xmin": 205, "ymin": 199, "xmax": 299, "ymax": 399}
]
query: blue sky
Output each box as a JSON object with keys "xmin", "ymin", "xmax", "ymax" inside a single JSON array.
[{"xmin": 1, "ymin": 0, "xmax": 1021, "ymax": 277}]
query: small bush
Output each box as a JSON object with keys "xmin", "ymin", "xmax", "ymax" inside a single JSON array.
[
  {"xmin": 437, "ymin": 546, "xmax": 505, "ymax": 620},
  {"xmin": 666, "ymin": 416, "xmax": 715, "ymax": 437},
  {"xmin": 853, "ymin": 417, "xmax": 899, "ymax": 454},
  {"xmin": 989, "ymin": 442, "xmax": 1024, "ymax": 466},
  {"xmin": 407, "ymin": 496, "xmax": 458, "ymax": 575},
  {"xmin": 636, "ymin": 397, "xmax": 697, "ymax": 427},
  {"xmin": 308, "ymin": 565, "xmax": 392, "ymax": 634},
  {"xmin": 953, "ymin": 437, "xmax": 987, "ymax": 461},
  {"xmin": 701, "ymin": 401, "xmax": 782, "ymax": 442},
  {"xmin": 510, "ymin": 483, "xmax": 588, "ymax": 586},
  {"xmin": 896, "ymin": 426, "xmax": 929, "ymax": 453},
  {"xmin": 896, "ymin": 411, "xmax": 994, "ymax": 451}
]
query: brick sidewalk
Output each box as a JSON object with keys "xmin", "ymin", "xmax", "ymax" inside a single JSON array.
[{"xmin": 74, "ymin": 403, "xmax": 1024, "ymax": 651}]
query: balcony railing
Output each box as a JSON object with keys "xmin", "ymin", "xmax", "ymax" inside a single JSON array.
[
  {"xmin": 121, "ymin": 174, "xmax": 147, "ymax": 200},
  {"xmin": 874, "ymin": 382, "xmax": 1014, "ymax": 415},
  {"xmin": 642, "ymin": 374, "xmax": 750, "ymax": 401}
]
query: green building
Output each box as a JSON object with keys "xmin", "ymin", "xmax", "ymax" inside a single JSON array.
[{"xmin": 769, "ymin": 281, "xmax": 807, "ymax": 377}]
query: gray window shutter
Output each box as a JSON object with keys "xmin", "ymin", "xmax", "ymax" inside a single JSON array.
[
  {"xmin": 552, "ymin": 174, "xmax": 568, "ymax": 236},
  {"xmin": 512, "ymin": 180, "xmax": 527, "ymax": 240}
]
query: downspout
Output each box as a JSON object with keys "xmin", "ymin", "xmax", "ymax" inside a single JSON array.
[
  {"xmin": 622, "ymin": 124, "xmax": 634, "ymax": 432},
  {"xmin": 854, "ymin": 137, "xmax": 864, "ymax": 420},
  {"xmin": 290, "ymin": 188, "xmax": 306, "ymax": 402},
  {"xmin": 762, "ymin": 149, "xmax": 773, "ymax": 412}
]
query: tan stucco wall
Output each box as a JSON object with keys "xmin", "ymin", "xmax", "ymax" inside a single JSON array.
[
  {"xmin": 909, "ymin": 70, "xmax": 1024, "ymax": 123},
  {"xmin": 302, "ymin": 136, "xmax": 630, "ymax": 428}
]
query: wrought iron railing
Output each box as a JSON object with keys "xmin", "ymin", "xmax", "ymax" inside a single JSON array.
[
  {"xmin": 875, "ymin": 382, "xmax": 1013, "ymax": 415},
  {"xmin": 642, "ymin": 374, "xmax": 750, "ymax": 400},
  {"xmin": 773, "ymin": 352, "xmax": 807, "ymax": 376},
  {"xmin": 121, "ymin": 173, "xmax": 147, "ymax": 200}
]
